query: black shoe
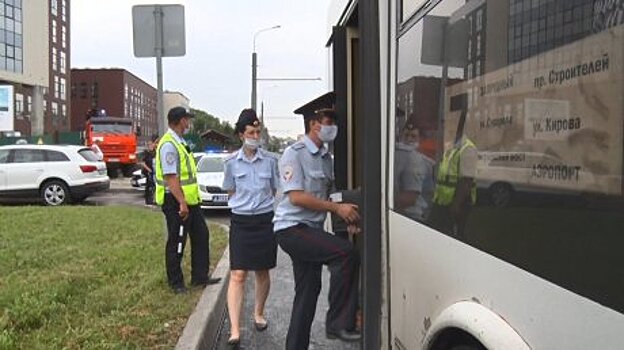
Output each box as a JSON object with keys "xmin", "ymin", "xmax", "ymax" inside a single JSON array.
[
  {"xmin": 326, "ymin": 329, "xmax": 361, "ymax": 342},
  {"xmin": 254, "ymin": 320, "xmax": 268, "ymax": 332},
  {"xmin": 227, "ymin": 337, "xmax": 240, "ymax": 349},
  {"xmin": 172, "ymin": 286, "xmax": 188, "ymax": 294},
  {"xmin": 190, "ymin": 277, "xmax": 222, "ymax": 287}
]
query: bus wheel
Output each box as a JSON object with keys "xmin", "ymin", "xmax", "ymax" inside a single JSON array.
[{"xmin": 489, "ymin": 182, "xmax": 513, "ymax": 207}]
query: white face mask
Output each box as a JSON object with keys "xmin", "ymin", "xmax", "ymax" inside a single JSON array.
[
  {"xmin": 318, "ymin": 125, "xmax": 338, "ymax": 143},
  {"xmin": 244, "ymin": 137, "xmax": 262, "ymax": 150}
]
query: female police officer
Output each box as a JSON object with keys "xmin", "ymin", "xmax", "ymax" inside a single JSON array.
[{"xmin": 222, "ymin": 109, "xmax": 279, "ymax": 347}]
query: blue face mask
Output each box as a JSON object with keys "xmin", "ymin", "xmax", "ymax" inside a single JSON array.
[{"xmin": 318, "ymin": 125, "xmax": 338, "ymax": 142}]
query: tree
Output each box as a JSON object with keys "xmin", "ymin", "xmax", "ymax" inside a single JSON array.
[{"xmin": 189, "ymin": 108, "xmax": 238, "ymax": 151}]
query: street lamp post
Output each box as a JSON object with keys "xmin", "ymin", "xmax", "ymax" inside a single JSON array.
[{"xmin": 251, "ymin": 25, "xmax": 281, "ymax": 111}]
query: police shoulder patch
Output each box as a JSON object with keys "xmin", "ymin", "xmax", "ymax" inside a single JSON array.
[
  {"xmin": 165, "ymin": 152, "xmax": 176, "ymax": 165},
  {"xmin": 282, "ymin": 165, "xmax": 294, "ymax": 182}
]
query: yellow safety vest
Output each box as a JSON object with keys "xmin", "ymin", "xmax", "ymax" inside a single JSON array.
[
  {"xmin": 154, "ymin": 132, "xmax": 200, "ymax": 206},
  {"xmin": 433, "ymin": 138, "xmax": 477, "ymax": 206}
]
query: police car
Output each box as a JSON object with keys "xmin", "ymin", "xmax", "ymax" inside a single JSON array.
[{"xmin": 197, "ymin": 152, "xmax": 230, "ymax": 209}]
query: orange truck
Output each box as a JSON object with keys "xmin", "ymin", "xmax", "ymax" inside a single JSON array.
[{"xmin": 85, "ymin": 111, "xmax": 139, "ymax": 178}]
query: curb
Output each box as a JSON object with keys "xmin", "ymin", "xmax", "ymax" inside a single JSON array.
[{"xmin": 175, "ymin": 224, "xmax": 231, "ymax": 350}]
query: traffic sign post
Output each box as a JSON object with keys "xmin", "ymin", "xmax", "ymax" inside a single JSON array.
[{"xmin": 132, "ymin": 5, "xmax": 186, "ymax": 136}]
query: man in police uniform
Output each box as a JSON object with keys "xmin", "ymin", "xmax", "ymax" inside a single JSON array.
[
  {"xmin": 155, "ymin": 106, "xmax": 220, "ymax": 294},
  {"xmin": 428, "ymin": 104, "xmax": 477, "ymax": 240},
  {"xmin": 274, "ymin": 108, "xmax": 361, "ymax": 349}
]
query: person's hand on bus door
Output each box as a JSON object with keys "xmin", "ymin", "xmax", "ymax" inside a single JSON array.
[
  {"xmin": 335, "ymin": 203, "xmax": 360, "ymax": 224},
  {"xmin": 347, "ymin": 224, "xmax": 361, "ymax": 235}
]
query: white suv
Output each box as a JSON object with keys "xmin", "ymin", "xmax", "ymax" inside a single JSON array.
[{"xmin": 0, "ymin": 144, "xmax": 110, "ymax": 205}]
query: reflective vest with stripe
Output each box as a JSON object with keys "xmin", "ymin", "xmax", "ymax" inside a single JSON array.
[
  {"xmin": 154, "ymin": 132, "xmax": 200, "ymax": 206},
  {"xmin": 433, "ymin": 138, "xmax": 477, "ymax": 206}
]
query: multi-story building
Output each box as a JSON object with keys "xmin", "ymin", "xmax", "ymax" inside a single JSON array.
[
  {"xmin": 70, "ymin": 68, "xmax": 158, "ymax": 144},
  {"xmin": 45, "ymin": 0, "xmax": 71, "ymax": 135},
  {"xmin": 0, "ymin": 0, "xmax": 68, "ymax": 137}
]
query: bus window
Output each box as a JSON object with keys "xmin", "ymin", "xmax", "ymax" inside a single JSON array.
[{"xmin": 394, "ymin": 0, "xmax": 624, "ymax": 314}]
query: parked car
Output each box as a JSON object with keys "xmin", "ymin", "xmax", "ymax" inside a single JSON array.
[
  {"xmin": 130, "ymin": 169, "xmax": 146, "ymax": 190},
  {"xmin": 197, "ymin": 152, "xmax": 231, "ymax": 209},
  {"xmin": 0, "ymin": 144, "xmax": 110, "ymax": 205}
]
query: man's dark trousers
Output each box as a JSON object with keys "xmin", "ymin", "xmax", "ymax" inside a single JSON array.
[
  {"xmin": 162, "ymin": 193, "xmax": 209, "ymax": 288},
  {"xmin": 276, "ymin": 224, "xmax": 359, "ymax": 350}
]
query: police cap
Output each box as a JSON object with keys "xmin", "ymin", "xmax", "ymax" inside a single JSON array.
[
  {"xmin": 294, "ymin": 91, "xmax": 336, "ymax": 120},
  {"xmin": 235, "ymin": 108, "xmax": 261, "ymax": 133},
  {"xmin": 167, "ymin": 106, "xmax": 194, "ymax": 124}
]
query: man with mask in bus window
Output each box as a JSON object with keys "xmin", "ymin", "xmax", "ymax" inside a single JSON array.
[
  {"xmin": 273, "ymin": 108, "xmax": 361, "ymax": 349},
  {"xmin": 395, "ymin": 120, "xmax": 431, "ymax": 221}
]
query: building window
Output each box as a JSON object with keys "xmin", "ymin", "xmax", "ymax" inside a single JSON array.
[
  {"xmin": 52, "ymin": 47, "xmax": 57, "ymax": 71},
  {"xmin": 52, "ymin": 20, "xmax": 57, "ymax": 43},
  {"xmin": 27, "ymin": 95, "xmax": 32, "ymax": 113},
  {"xmin": 476, "ymin": 9, "xmax": 483, "ymax": 32},
  {"xmin": 51, "ymin": 102, "xmax": 58, "ymax": 117},
  {"xmin": 59, "ymin": 51, "xmax": 66, "ymax": 73},
  {"xmin": 0, "ymin": 0, "xmax": 23, "ymax": 73},
  {"xmin": 15, "ymin": 93, "xmax": 23, "ymax": 114},
  {"xmin": 54, "ymin": 76, "xmax": 59, "ymax": 98},
  {"xmin": 51, "ymin": 0, "xmax": 58, "ymax": 16},
  {"xmin": 60, "ymin": 77, "xmax": 66, "ymax": 100},
  {"xmin": 61, "ymin": 25, "xmax": 66, "ymax": 48},
  {"xmin": 61, "ymin": 103, "xmax": 66, "ymax": 117},
  {"xmin": 80, "ymin": 82, "xmax": 87, "ymax": 98},
  {"xmin": 61, "ymin": 0, "xmax": 67, "ymax": 22}
]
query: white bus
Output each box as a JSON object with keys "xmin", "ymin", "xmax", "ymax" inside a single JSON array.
[{"xmin": 323, "ymin": 0, "xmax": 624, "ymax": 349}]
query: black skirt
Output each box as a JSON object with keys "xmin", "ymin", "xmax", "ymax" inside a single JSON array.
[{"xmin": 229, "ymin": 211, "xmax": 277, "ymax": 270}]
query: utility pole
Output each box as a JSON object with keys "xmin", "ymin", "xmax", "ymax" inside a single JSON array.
[{"xmin": 251, "ymin": 25, "xmax": 280, "ymax": 111}]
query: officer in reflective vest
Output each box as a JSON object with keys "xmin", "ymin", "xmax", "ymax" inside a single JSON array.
[
  {"xmin": 155, "ymin": 106, "xmax": 220, "ymax": 294},
  {"xmin": 429, "ymin": 136, "xmax": 477, "ymax": 240}
]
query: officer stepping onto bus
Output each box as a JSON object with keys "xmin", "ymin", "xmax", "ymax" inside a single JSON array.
[
  {"xmin": 273, "ymin": 108, "xmax": 361, "ymax": 350},
  {"xmin": 154, "ymin": 106, "xmax": 221, "ymax": 294}
]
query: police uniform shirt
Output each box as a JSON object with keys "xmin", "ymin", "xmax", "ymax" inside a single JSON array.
[
  {"xmin": 457, "ymin": 137, "xmax": 478, "ymax": 178},
  {"xmin": 394, "ymin": 143, "xmax": 426, "ymax": 219},
  {"xmin": 159, "ymin": 128, "xmax": 188, "ymax": 191},
  {"xmin": 222, "ymin": 148, "xmax": 279, "ymax": 215},
  {"xmin": 273, "ymin": 135, "xmax": 334, "ymax": 232}
]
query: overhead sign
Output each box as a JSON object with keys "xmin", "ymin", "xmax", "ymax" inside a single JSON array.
[
  {"xmin": 0, "ymin": 85, "xmax": 14, "ymax": 131},
  {"xmin": 132, "ymin": 5, "xmax": 186, "ymax": 57}
]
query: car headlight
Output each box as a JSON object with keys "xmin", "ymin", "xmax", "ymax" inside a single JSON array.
[
  {"xmin": 129, "ymin": 153, "xmax": 136, "ymax": 160},
  {"xmin": 199, "ymin": 185, "xmax": 207, "ymax": 193}
]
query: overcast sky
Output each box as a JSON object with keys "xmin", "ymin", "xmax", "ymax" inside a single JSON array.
[{"xmin": 71, "ymin": 0, "xmax": 331, "ymax": 138}]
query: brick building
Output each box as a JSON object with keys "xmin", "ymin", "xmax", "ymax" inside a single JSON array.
[{"xmin": 70, "ymin": 68, "xmax": 158, "ymax": 144}]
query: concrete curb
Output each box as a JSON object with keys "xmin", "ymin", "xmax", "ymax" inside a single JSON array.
[{"xmin": 175, "ymin": 224, "xmax": 231, "ymax": 350}]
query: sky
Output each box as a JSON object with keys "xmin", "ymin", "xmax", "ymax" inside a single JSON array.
[{"xmin": 71, "ymin": 0, "xmax": 332, "ymax": 138}]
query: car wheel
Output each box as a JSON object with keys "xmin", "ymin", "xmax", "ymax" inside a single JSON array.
[
  {"xmin": 41, "ymin": 180, "xmax": 71, "ymax": 206},
  {"xmin": 489, "ymin": 182, "xmax": 513, "ymax": 208}
]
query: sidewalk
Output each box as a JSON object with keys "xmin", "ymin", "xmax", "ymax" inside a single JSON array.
[{"xmin": 214, "ymin": 249, "xmax": 360, "ymax": 349}]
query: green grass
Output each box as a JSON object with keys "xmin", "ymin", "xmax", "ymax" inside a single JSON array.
[{"xmin": 0, "ymin": 206, "xmax": 228, "ymax": 350}]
